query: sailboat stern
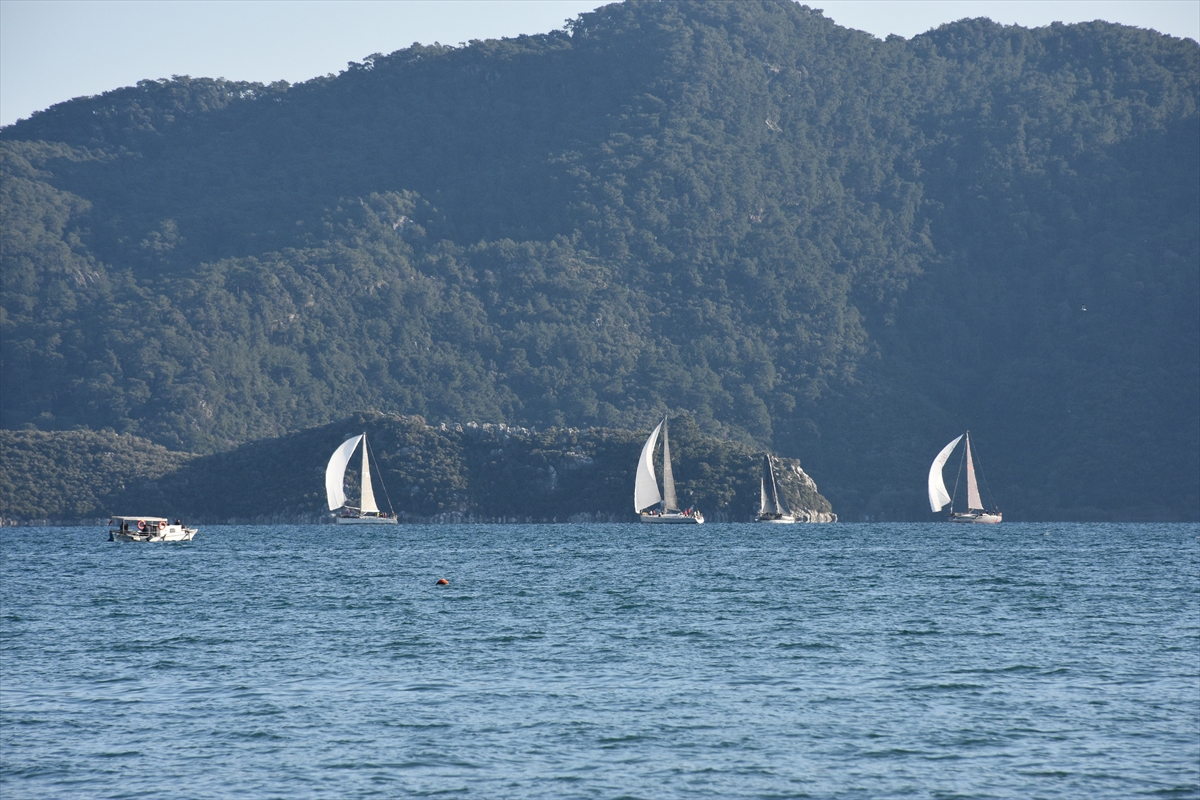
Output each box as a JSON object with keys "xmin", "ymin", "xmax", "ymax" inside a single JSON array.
[
  {"xmin": 948, "ymin": 511, "xmax": 1003, "ymax": 524},
  {"xmin": 335, "ymin": 513, "xmax": 399, "ymax": 525},
  {"xmin": 640, "ymin": 510, "xmax": 704, "ymax": 524}
]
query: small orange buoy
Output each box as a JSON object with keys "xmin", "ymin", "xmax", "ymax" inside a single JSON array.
[{"xmin": 436, "ymin": 578, "xmax": 449, "ymax": 586}]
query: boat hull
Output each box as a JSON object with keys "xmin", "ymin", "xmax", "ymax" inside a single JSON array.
[
  {"xmin": 754, "ymin": 514, "xmax": 796, "ymax": 523},
  {"xmin": 948, "ymin": 512, "xmax": 1002, "ymax": 524},
  {"xmin": 335, "ymin": 515, "xmax": 399, "ymax": 525},
  {"xmin": 111, "ymin": 526, "xmax": 198, "ymax": 542},
  {"xmin": 639, "ymin": 512, "xmax": 704, "ymax": 524}
]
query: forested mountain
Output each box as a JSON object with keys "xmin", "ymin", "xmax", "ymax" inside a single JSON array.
[
  {"xmin": 0, "ymin": 413, "xmax": 834, "ymax": 524},
  {"xmin": 2, "ymin": 0, "xmax": 1196, "ymax": 521}
]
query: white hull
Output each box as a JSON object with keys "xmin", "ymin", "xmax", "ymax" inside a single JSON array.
[
  {"xmin": 948, "ymin": 512, "xmax": 1002, "ymax": 524},
  {"xmin": 755, "ymin": 515, "xmax": 796, "ymax": 523},
  {"xmin": 111, "ymin": 526, "xmax": 198, "ymax": 542},
  {"xmin": 640, "ymin": 512, "xmax": 704, "ymax": 524},
  {"xmin": 335, "ymin": 515, "xmax": 399, "ymax": 525}
]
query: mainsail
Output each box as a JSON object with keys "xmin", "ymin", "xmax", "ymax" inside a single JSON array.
[
  {"xmin": 965, "ymin": 433, "xmax": 983, "ymax": 511},
  {"xmin": 661, "ymin": 416, "xmax": 679, "ymax": 512},
  {"xmin": 634, "ymin": 419, "xmax": 664, "ymax": 512},
  {"xmin": 760, "ymin": 455, "xmax": 782, "ymax": 515},
  {"xmin": 326, "ymin": 434, "xmax": 364, "ymax": 511},
  {"xmin": 359, "ymin": 435, "xmax": 379, "ymax": 513},
  {"xmin": 927, "ymin": 434, "xmax": 964, "ymax": 512}
]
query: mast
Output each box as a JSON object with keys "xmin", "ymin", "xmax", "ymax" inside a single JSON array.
[
  {"xmin": 965, "ymin": 432, "xmax": 983, "ymax": 511},
  {"xmin": 634, "ymin": 419, "xmax": 664, "ymax": 512},
  {"xmin": 661, "ymin": 416, "xmax": 679, "ymax": 512},
  {"xmin": 760, "ymin": 456, "xmax": 770, "ymax": 514},
  {"xmin": 769, "ymin": 456, "xmax": 783, "ymax": 513},
  {"xmin": 761, "ymin": 455, "xmax": 780, "ymax": 515},
  {"xmin": 360, "ymin": 433, "xmax": 379, "ymax": 514}
]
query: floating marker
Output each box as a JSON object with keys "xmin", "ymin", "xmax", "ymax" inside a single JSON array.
[{"xmin": 436, "ymin": 578, "xmax": 449, "ymax": 586}]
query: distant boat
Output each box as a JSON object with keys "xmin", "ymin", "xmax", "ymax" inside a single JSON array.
[
  {"xmin": 108, "ymin": 515, "xmax": 197, "ymax": 542},
  {"xmin": 635, "ymin": 415, "xmax": 703, "ymax": 524},
  {"xmin": 755, "ymin": 454, "xmax": 796, "ymax": 523},
  {"xmin": 928, "ymin": 432, "xmax": 1002, "ymax": 524},
  {"xmin": 326, "ymin": 433, "xmax": 399, "ymax": 524}
]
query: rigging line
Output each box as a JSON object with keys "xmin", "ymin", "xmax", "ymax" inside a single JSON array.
[
  {"xmin": 972, "ymin": 438, "xmax": 999, "ymax": 511},
  {"xmin": 769, "ymin": 455, "xmax": 785, "ymax": 511},
  {"xmin": 950, "ymin": 437, "xmax": 967, "ymax": 512},
  {"xmin": 366, "ymin": 435, "xmax": 397, "ymax": 516}
]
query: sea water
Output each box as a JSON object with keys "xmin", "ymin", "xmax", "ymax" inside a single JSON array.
[{"xmin": 1, "ymin": 523, "xmax": 1197, "ymax": 799}]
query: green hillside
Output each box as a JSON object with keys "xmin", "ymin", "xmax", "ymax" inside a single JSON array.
[
  {"xmin": 0, "ymin": 429, "xmax": 195, "ymax": 521},
  {"xmin": 0, "ymin": 413, "xmax": 833, "ymax": 524},
  {"xmin": 2, "ymin": 0, "xmax": 1196, "ymax": 520}
]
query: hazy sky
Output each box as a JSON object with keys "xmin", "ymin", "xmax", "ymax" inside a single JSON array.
[{"xmin": 2, "ymin": 0, "xmax": 1197, "ymax": 128}]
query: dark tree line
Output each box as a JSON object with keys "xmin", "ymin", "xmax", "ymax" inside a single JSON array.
[
  {"xmin": 2, "ymin": 1, "xmax": 1196, "ymax": 520},
  {"xmin": 0, "ymin": 413, "xmax": 833, "ymax": 523}
]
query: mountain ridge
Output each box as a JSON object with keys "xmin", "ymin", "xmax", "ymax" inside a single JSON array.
[
  {"xmin": 2, "ymin": 0, "xmax": 1196, "ymax": 520},
  {"xmin": 0, "ymin": 413, "xmax": 836, "ymax": 525}
]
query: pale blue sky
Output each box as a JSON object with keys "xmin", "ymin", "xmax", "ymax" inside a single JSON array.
[{"xmin": 2, "ymin": 1, "xmax": 1197, "ymax": 127}]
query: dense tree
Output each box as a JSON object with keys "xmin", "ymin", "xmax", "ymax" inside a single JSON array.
[
  {"xmin": 0, "ymin": 413, "xmax": 833, "ymax": 524},
  {"xmin": 0, "ymin": 429, "xmax": 193, "ymax": 520},
  {"xmin": 2, "ymin": 1, "xmax": 1196, "ymax": 520}
]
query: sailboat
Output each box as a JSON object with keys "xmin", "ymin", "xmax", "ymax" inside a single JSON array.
[
  {"xmin": 326, "ymin": 433, "xmax": 399, "ymax": 524},
  {"xmin": 927, "ymin": 431, "xmax": 1002, "ymax": 524},
  {"xmin": 635, "ymin": 416, "xmax": 704, "ymax": 524},
  {"xmin": 755, "ymin": 454, "xmax": 796, "ymax": 523}
]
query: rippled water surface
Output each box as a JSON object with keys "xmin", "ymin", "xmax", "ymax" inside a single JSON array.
[{"xmin": 2, "ymin": 523, "xmax": 1198, "ymax": 798}]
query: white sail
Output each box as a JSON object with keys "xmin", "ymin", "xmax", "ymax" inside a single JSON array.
[
  {"xmin": 761, "ymin": 455, "xmax": 781, "ymax": 515},
  {"xmin": 661, "ymin": 416, "xmax": 679, "ymax": 512},
  {"xmin": 326, "ymin": 435, "xmax": 364, "ymax": 511},
  {"xmin": 965, "ymin": 433, "xmax": 983, "ymax": 511},
  {"xmin": 360, "ymin": 434, "xmax": 379, "ymax": 513},
  {"xmin": 634, "ymin": 419, "xmax": 664, "ymax": 512},
  {"xmin": 760, "ymin": 460, "xmax": 772, "ymax": 514},
  {"xmin": 928, "ymin": 434, "xmax": 964, "ymax": 512}
]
